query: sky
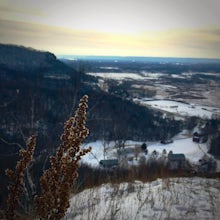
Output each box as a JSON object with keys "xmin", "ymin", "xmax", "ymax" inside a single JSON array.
[{"xmin": 0, "ymin": 0, "xmax": 220, "ymax": 58}]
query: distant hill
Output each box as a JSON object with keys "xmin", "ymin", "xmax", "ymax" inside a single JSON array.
[{"xmin": 0, "ymin": 44, "xmax": 71, "ymax": 74}]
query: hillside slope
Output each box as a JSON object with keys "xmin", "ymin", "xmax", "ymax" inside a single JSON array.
[{"xmin": 64, "ymin": 177, "xmax": 220, "ymax": 220}]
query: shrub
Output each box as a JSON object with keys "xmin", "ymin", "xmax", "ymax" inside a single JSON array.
[
  {"xmin": 4, "ymin": 135, "xmax": 36, "ymax": 219},
  {"xmin": 4, "ymin": 95, "xmax": 91, "ymax": 220}
]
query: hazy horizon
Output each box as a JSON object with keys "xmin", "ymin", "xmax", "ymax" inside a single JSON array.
[{"xmin": 57, "ymin": 54, "xmax": 220, "ymax": 62}]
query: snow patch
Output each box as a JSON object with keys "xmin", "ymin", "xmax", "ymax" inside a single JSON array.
[
  {"xmin": 135, "ymin": 99, "xmax": 220, "ymax": 119},
  {"xmin": 64, "ymin": 177, "xmax": 220, "ymax": 220},
  {"xmin": 87, "ymin": 72, "xmax": 145, "ymax": 80}
]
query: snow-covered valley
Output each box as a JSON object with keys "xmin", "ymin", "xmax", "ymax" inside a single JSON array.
[
  {"xmin": 134, "ymin": 99, "xmax": 220, "ymax": 119},
  {"xmin": 81, "ymin": 134, "xmax": 220, "ymax": 172},
  {"xmin": 70, "ymin": 69, "xmax": 220, "ymax": 220},
  {"xmin": 1, "ymin": 46, "xmax": 220, "ymax": 220},
  {"xmin": 87, "ymin": 71, "xmax": 220, "ymax": 112}
]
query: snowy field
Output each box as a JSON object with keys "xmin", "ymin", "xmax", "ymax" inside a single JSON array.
[
  {"xmin": 81, "ymin": 137, "xmax": 211, "ymax": 168},
  {"xmin": 87, "ymin": 72, "xmax": 146, "ymax": 80},
  {"xmin": 87, "ymin": 71, "xmax": 220, "ymax": 82},
  {"xmin": 134, "ymin": 99, "xmax": 220, "ymax": 119},
  {"xmin": 140, "ymin": 72, "xmax": 164, "ymax": 79},
  {"xmin": 86, "ymin": 72, "xmax": 166, "ymax": 81},
  {"xmin": 64, "ymin": 177, "xmax": 220, "ymax": 220},
  {"xmin": 87, "ymin": 71, "xmax": 220, "ymax": 118}
]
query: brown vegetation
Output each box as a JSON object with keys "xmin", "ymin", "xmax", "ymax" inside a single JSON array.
[
  {"xmin": 34, "ymin": 95, "xmax": 91, "ymax": 220},
  {"xmin": 4, "ymin": 135, "xmax": 36, "ymax": 220},
  {"xmin": 4, "ymin": 95, "xmax": 91, "ymax": 220}
]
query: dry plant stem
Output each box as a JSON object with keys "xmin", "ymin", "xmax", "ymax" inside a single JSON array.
[
  {"xmin": 34, "ymin": 95, "xmax": 91, "ymax": 220},
  {"xmin": 4, "ymin": 135, "xmax": 37, "ymax": 220}
]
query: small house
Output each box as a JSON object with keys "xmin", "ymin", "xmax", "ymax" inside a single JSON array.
[
  {"xmin": 168, "ymin": 153, "xmax": 186, "ymax": 170},
  {"xmin": 193, "ymin": 132, "xmax": 208, "ymax": 143},
  {"xmin": 99, "ymin": 159, "xmax": 119, "ymax": 169}
]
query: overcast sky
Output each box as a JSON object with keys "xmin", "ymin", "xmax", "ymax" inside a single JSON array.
[{"xmin": 0, "ymin": 0, "xmax": 220, "ymax": 58}]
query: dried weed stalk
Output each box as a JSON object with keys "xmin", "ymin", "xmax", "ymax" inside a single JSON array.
[
  {"xmin": 34, "ymin": 95, "xmax": 91, "ymax": 220},
  {"xmin": 4, "ymin": 135, "xmax": 37, "ymax": 220}
]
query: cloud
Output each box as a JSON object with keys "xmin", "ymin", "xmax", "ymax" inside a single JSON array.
[
  {"xmin": 0, "ymin": 19, "xmax": 220, "ymax": 58},
  {"xmin": 1, "ymin": 0, "xmax": 220, "ymax": 34},
  {"xmin": 0, "ymin": 19, "xmax": 140, "ymax": 53},
  {"xmin": 139, "ymin": 27, "xmax": 220, "ymax": 58}
]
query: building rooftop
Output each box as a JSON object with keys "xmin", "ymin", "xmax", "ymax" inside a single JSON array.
[{"xmin": 168, "ymin": 153, "xmax": 186, "ymax": 161}]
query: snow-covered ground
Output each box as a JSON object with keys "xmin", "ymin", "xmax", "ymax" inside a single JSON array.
[
  {"xmin": 140, "ymin": 72, "xmax": 164, "ymax": 79},
  {"xmin": 81, "ymin": 136, "xmax": 212, "ymax": 168},
  {"xmin": 87, "ymin": 71, "xmax": 220, "ymax": 81},
  {"xmin": 87, "ymin": 72, "xmax": 146, "ymax": 80},
  {"xmin": 64, "ymin": 177, "xmax": 220, "ymax": 220},
  {"xmin": 87, "ymin": 71, "xmax": 220, "ymax": 110},
  {"xmin": 134, "ymin": 99, "xmax": 220, "ymax": 119}
]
